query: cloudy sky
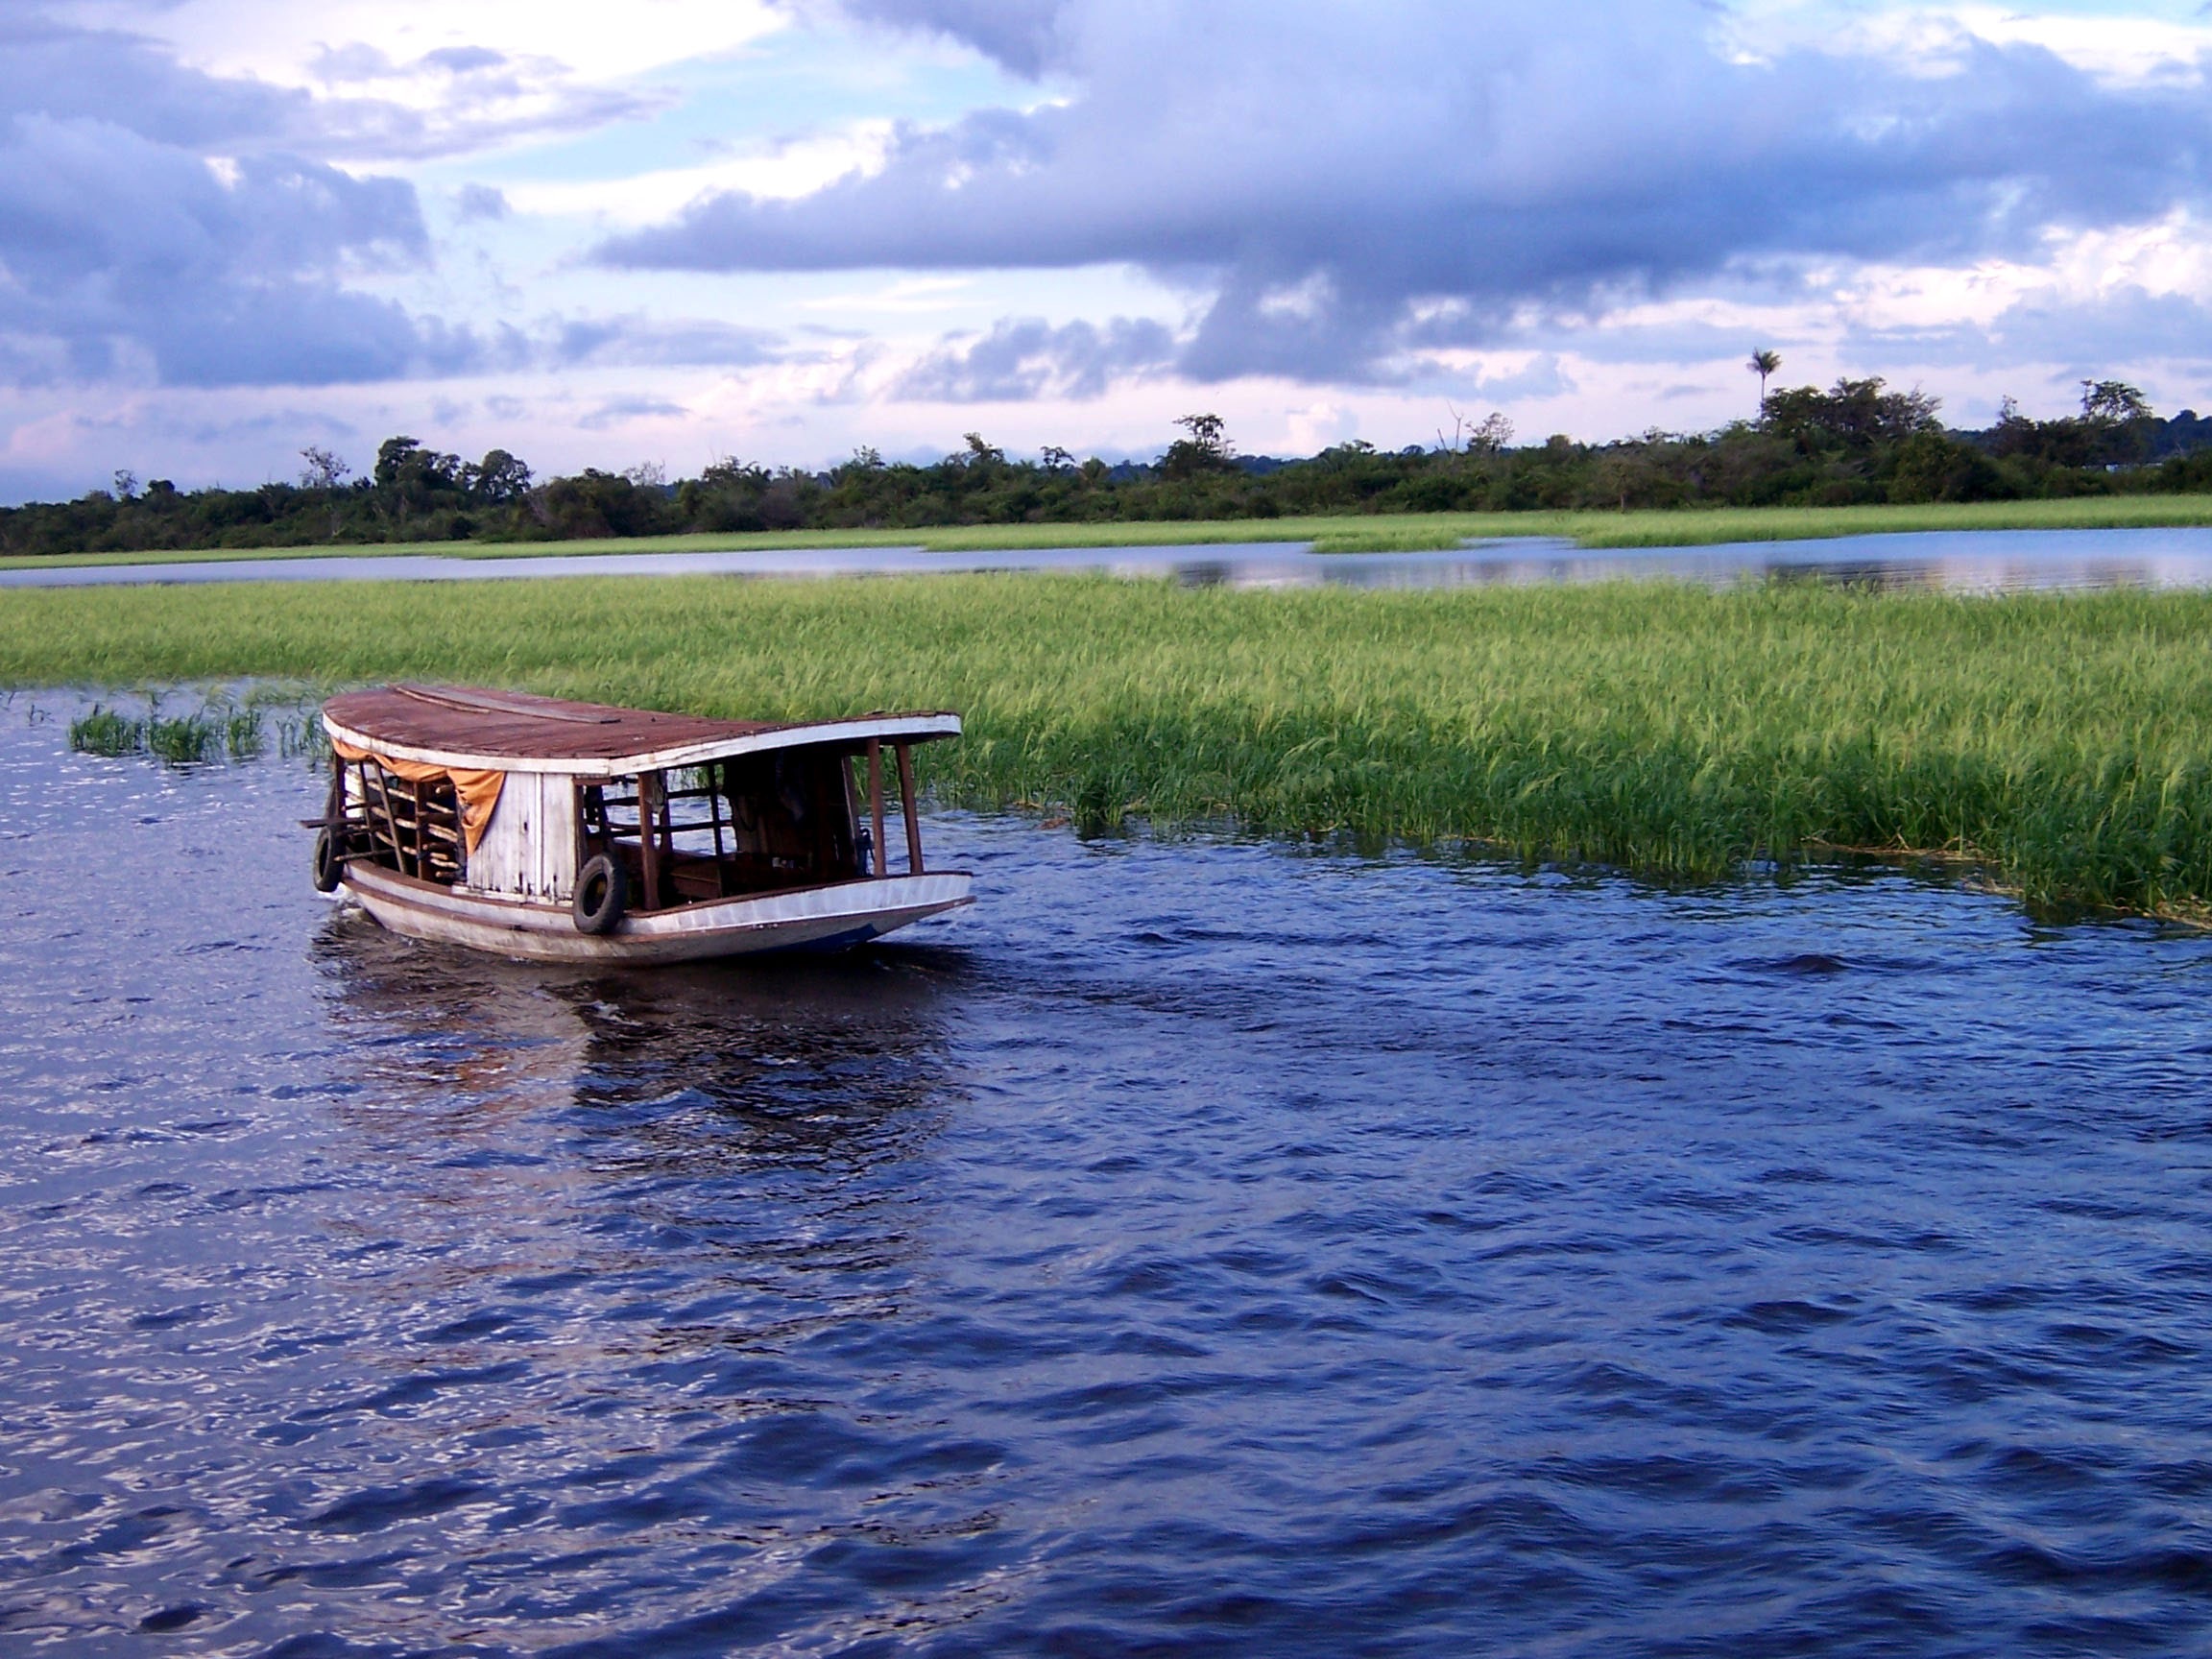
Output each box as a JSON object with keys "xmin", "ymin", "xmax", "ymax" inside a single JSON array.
[{"xmin": 2, "ymin": 0, "xmax": 2209, "ymax": 499}]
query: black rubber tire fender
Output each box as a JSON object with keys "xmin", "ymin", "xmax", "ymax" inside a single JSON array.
[
  {"xmin": 312, "ymin": 827, "xmax": 346, "ymax": 893},
  {"xmin": 573, "ymin": 854, "xmax": 627, "ymax": 935}
]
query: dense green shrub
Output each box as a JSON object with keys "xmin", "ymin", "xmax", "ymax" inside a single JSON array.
[{"xmin": 8, "ymin": 379, "xmax": 2210, "ymax": 557}]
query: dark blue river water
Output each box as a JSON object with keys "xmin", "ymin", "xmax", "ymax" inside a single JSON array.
[{"xmin": 4, "ymin": 695, "xmax": 2211, "ymax": 1655}]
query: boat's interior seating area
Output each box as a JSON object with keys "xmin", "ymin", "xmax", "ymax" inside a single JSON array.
[
  {"xmin": 589, "ymin": 748, "xmax": 865, "ymax": 911},
  {"xmin": 641, "ymin": 848, "xmax": 835, "ymax": 903}
]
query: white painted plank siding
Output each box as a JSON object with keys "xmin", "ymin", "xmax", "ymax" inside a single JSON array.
[{"xmin": 465, "ymin": 771, "xmax": 576, "ymax": 902}]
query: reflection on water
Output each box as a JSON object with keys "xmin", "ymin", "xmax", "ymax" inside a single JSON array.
[
  {"xmin": 316, "ymin": 915, "xmax": 962, "ymax": 1271},
  {"xmin": 319, "ymin": 913, "xmax": 961, "ymax": 1131},
  {"xmin": 10, "ymin": 523, "xmax": 2212, "ymax": 592},
  {"xmin": 6, "ymin": 695, "xmax": 2212, "ymax": 1654}
]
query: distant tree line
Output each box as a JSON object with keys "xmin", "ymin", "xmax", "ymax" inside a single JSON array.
[{"xmin": 7, "ymin": 376, "xmax": 2212, "ymax": 557}]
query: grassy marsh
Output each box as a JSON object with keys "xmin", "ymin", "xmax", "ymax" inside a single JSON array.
[
  {"xmin": 4, "ymin": 493, "xmax": 2212, "ymax": 570},
  {"xmin": 10, "ymin": 572, "xmax": 2212, "ymax": 919}
]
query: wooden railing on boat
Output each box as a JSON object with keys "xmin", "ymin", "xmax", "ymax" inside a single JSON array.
[{"xmin": 347, "ymin": 759, "xmax": 463, "ymax": 884}]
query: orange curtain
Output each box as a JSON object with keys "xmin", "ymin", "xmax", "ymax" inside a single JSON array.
[{"xmin": 331, "ymin": 737, "xmax": 506, "ymax": 856}]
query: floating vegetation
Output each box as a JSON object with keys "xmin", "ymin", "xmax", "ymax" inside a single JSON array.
[
  {"xmin": 63, "ymin": 688, "xmax": 315, "ymax": 768},
  {"xmin": 276, "ymin": 711, "xmax": 327, "ymax": 760},
  {"xmin": 68, "ymin": 705, "xmax": 142, "ymax": 757},
  {"xmin": 144, "ymin": 712, "xmax": 221, "ymax": 764},
  {"xmin": 225, "ymin": 708, "xmax": 264, "ymax": 760}
]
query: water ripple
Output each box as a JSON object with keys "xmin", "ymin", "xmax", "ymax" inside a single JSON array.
[{"xmin": 3, "ymin": 701, "xmax": 2212, "ymax": 1653}]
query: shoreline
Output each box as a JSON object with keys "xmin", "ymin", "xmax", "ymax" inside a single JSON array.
[{"xmin": 6, "ymin": 493, "xmax": 2212, "ymax": 572}]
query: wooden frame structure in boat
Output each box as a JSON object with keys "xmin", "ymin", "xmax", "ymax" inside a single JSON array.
[{"xmin": 310, "ymin": 684, "xmax": 972, "ymax": 963}]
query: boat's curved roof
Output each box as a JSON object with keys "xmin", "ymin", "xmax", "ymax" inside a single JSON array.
[{"xmin": 324, "ymin": 684, "xmax": 961, "ymax": 776}]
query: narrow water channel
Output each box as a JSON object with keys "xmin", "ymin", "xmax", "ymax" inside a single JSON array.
[
  {"xmin": 3, "ymin": 696, "xmax": 2209, "ymax": 1654},
  {"xmin": 10, "ymin": 523, "xmax": 2212, "ymax": 591}
]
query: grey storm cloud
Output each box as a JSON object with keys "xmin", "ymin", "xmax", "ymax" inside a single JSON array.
[
  {"xmin": 0, "ymin": 7, "xmax": 642, "ymax": 391},
  {"xmin": 0, "ymin": 12, "xmax": 439, "ymax": 387},
  {"xmin": 894, "ymin": 315, "xmax": 1175, "ymax": 400},
  {"xmin": 0, "ymin": 108, "xmax": 469, "ymax": 387},
  {"xmin": 613, "ymin": 0, "xmax": 2212, "ymax": 383}
]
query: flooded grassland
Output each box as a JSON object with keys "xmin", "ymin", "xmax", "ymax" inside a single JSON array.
[
  {"xmin": 9, "ymin": 491, "xmax": 2212, "ymax": 572},
  {"xmin": 7, "ymin": 572, "xmax": 2212, "ymax": 916}
]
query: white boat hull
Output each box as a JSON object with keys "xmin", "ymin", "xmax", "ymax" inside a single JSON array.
[{"xmin": 343, "ymin": 862, "xmax": 974, "ymax": 964}]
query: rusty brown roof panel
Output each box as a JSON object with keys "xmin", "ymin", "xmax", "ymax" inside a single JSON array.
[{"xmin": 323, "ymin": 685, "xmax": 957, "ymax": 771}]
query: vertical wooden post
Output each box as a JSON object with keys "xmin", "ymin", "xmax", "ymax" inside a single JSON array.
[
  {"xmin": 357, "ymin": 761, "xmax": 376, "ymax": 855},
  {"xmin": 843, "ymin": 755, "xmax": 862, "ymax": 875},
  {"xmin": 638, "ymin": 771, "xmax": 662, "ymax": 911},
  {"xmin": 867, "ymin": 738, "xmax": 886, "ymax": 878},
  {"xmin": 705, "ymin": 763, "xmax": 729, "ymax": 894},
  {"xmin": 572, "ymin": 780, "xmax": 589, "ymax": 890},
  {"xmin": 896, "ymin": 743, "xmax": 923, "ymax": 875},
  {"xmin": 322, "ymin": 752, "xmax": 345, "ymax": 831},
  {"xmin": 807, "ymin": 756, "xmax": 836, "ymax": 878}
]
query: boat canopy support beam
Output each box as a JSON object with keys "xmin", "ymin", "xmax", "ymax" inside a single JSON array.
[
  {"xmin": 867, "ymin": 739, "xmax": 888, "ymax": 878},
  {"xmin": 896, "ymin": 743, "xmax": 924, "ymax": 876}
]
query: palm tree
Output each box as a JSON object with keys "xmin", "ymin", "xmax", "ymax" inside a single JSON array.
[{"xmin": 1748, "ymin": 349, "xmax": 1782, "ymax": 416}]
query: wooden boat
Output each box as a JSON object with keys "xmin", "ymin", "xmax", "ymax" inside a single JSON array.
[{"xmin": 309, "ymin": 685, "xmax": 972, "ymax": 963}]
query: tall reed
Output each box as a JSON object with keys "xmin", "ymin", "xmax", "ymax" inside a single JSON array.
[{"xmin": 13, "ymin": 574, "xmax": 2212, "ymax": 916}]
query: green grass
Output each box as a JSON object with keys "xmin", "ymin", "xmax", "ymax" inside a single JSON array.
[
  {"xmin": 1553, "ymin": 494, "xmax": 2212, "ymax": 548},
  {"xmin": 223, "ymin": 708, "xmax": 265, "ymax": 760},
  {"xmin": 66, "ymin": 705, "xmax": 226, "ymax": 763},
  {"xmin": 12, "ymin": 572, "xmax": 2212, "ymax": 920},
  {"xmin": 6, "ymin": 493, "xmax": 2212, "ymax": 570},
  {"xmin": 148, "ymin": 713, "xmax": 225, "ymax": 764},
  {"xmin": 67, "ymin": 704, "xmax": 142, "ymax": 757},
  {"xmin": 65, "ymin": 695, "xmax": 278, "ymax": 764}
]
